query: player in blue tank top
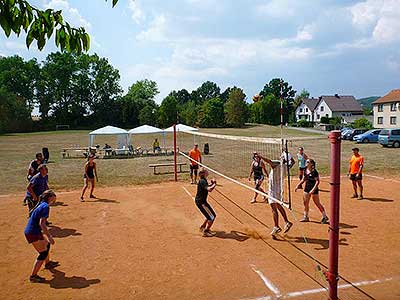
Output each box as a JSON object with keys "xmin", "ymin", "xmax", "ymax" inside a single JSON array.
[{"xmin": 296, "ymin": 147, "xmax": 308, "ymax": 189}]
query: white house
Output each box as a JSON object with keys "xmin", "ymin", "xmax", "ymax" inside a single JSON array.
[
  {"xmin": 295, "ymin": 98, "xmax": 319, "ymax": 122},
  {"xmin": 314, "ymin": 95, "xmax": 363, "ymax": 122},
  {"xmin": 372, "ymin": 89, "xmax": 400, "ymax": 128}
]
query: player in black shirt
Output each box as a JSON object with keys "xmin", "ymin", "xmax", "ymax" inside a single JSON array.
[
  {"xmin": 248, "ymin": 152, "xmax": 268, "ymax": 203},
  {"xmin": 195, "ymin": 169, "xmax": 217, "ymax": 237},
  {"xmin": 295, "ymin": 159, "xmax": 329, "ymax": 224}
]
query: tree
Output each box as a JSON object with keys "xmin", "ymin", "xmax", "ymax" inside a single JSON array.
[
  {"xmin": 353, "ymin": 118, "xmax": 373, "ymax": 129},
  {"xmin": 248, "ymin": 94, "xmax": 280, "ymax": 125},
  {"xmin": 0, "ymin": 0, "xmax": 118, "ymax": 53},
  {"xmin": 224, "ymin": 87, "xmax": 248, "ymax": 127},
  {"xmin": 220, "ymin": 87, "xmax": 232, "ymax": 103},
  {"xmin": 179, "ymin": 100, "xmax": 198, "ymax": 126},
  {"xmin": 169, "ymin": 89, "xmax": 190, "ymax": 106},
  {"xmin": 139, "ymin": 104, "xmax": 158, "ymax": 126},
  {"xmin": 195, "ymin": 81, "xmax": 221, "ymax": 104},
  {"xmin": 120, "ymin": 79, "xmax": 159, "ymax": 127},
  {"xmin": 260, "ymin": 78, "xmax": 296, "ymax": 124},
  {"xmin": 0, "ymin": 55, "xmax": 40, "ymax": 110},
  {"xmin": 0, "ymin": 87, "xmax": 31, "ymax": 133},
  {"xmin": 158, "ymin": 95, "xmax": 178, "ymax": 128},
  {"xmin": 294, "ymin": 89, "xmax": 310, "ymax": 108},
  {"xmin": 198, "ymin": 97, "xmax": 225, "ymax": 128}
]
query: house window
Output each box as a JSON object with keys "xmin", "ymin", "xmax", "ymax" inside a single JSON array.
[
  {"xmin": 320, "ymin": 106, "xmax": 324, "ymax": 112},
  {"xmin": 390, "ymin": 116, "xmax": 397, "ymax": 125},
  {"xmin": 378, "ymin": 104, "xmax": 383, "ymax": 112},
  {"xmin": 390, "ymin": 103, "xmax": 397, "ymax": 111},
  {"xmin": 377, "ymin": 117, "xmax": 383, "ymax": 124},
  {"xmin": 305, "ymin": 108, "xmax": 308, "ymax": 112},
  {"xmin": 317, "ymin": 114, "xmax": 320, "ymax": 119},
  {"xmin": 299, "ymin": 108, "xmax": 303, "ymax": 113}
]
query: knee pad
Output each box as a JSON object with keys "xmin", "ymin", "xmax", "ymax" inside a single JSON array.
[{"xmin": 37, "ymin": 244, "xmax": 50, "ymax": 261}]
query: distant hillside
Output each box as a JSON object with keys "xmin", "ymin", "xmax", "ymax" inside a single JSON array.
[{"xmin": 357, "ymin": 96, "xmax": 380, "ymax": 109}]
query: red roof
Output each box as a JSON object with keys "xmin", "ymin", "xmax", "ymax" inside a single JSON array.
[{"xmin": 373, "ymin": 89, "xmax": 400, "ymax": 104}]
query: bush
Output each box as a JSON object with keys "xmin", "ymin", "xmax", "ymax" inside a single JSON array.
[
  {"xmin": 353, "ymin": 117, "xmax": 373, "ymax": 129},
  {"xmin": 297, "ymin": 119, "xmax": 312, "ymax": 127}
]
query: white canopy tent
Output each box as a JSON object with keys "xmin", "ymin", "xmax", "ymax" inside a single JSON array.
[
  {"xmin": 128, "ymin": 125, "xmax": 163, "ymax": 135},
  {"xmin": 89, "ymin": 125, "xmax": 128, "ymax": 148},
  {"xmin": 164, "ymin": 124, "xmax": 198, "ymax": 132}
]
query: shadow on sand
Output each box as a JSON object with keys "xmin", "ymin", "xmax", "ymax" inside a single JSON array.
[
  {"xmin": 362, "ymin": 197, "xmax": 394, "ymax": 203},
  {"xmin": 287, "ymin": 236, "xmax": 349, "ymax": 250},
  {"xmin": 49, "ymin": 225, "xmax": 82, "ymax": 238},
  {"xmin": 52, "ymin": 201, "xmax": 68, "ymax": 207},
  {"xmin": 213, "ymin": 230, "xmax": 250, "ymax": 242},
  {"xmin": 46, "ymin": 269, "xmax": 100, "ymax": 289},
  {"xmin": 85, "ymin": 198, "xmax": 120, "ymax": 204}
]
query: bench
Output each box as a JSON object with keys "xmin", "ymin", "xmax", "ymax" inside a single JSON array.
[{"xmin": 149, "ymin": 162, "xmax": 187, "ymax": 175}]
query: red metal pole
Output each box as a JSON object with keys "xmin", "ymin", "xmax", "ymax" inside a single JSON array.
[
  {"xmin": 327, "ymin": 130, "xmax": 341, "ymax": 300},
  {"xmin": 173, "ymin": 124, "xmax": 178, "ymax": 182}
]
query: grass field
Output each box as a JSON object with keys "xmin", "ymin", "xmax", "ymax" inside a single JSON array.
[{"xmin": 0, "ymin": 125, "xmax": 398, "ymax": 196}]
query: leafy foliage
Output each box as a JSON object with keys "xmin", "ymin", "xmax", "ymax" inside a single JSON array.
[
  {"xmin": 224, "ymin": 87, "xmax": 247, "ymax": 127},
  {"xmin": 353, "ymin": 117, "xmax": 373, "ymax": 129},
  {"xmin": 0, "ymin": 0, "xmax": 118, "ymax": 53}
]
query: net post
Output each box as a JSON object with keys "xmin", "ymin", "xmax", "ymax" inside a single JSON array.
[
  {"xmin": 327, "ymin": 130, "xmax": 341, "ymax": 300},
  {"xmin": 285, "ymin": 139, "xmax": 292, "ymax": 210},
  {"xmin": 173, "ymin": 124, "xmax": 178, "ymax": 182}
]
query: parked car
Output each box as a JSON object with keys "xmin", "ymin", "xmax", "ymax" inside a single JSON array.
[
  {"xmin": 341, "ymin": 129, "xmax": 352, "ymax": 139},
  {"xmin": 378, "ymin": 128, "xmax": 400, "ymax": 148},
  {"xmin": 342, "ymin": 128, "xmax": 368, "ymax": 140},
  {"xmin": 353, "ymin": 129, "xmax": 382, "ymax": 143},
  {"xmin": 341, "ymin": 127, "xmax": 351, "ymax": 133}
]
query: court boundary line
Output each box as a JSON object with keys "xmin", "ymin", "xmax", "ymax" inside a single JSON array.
[
  {"xmin": 250, "ymin": 265, "xmax": 281, "ymax": 298},
  {"xmin": 238, "ymin": 277, "xmax": 396, "ymax": 300}
]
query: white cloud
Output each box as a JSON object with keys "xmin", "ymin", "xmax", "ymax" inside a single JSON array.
[
  {"xmin": 45, "ymin": 0, "xmax": 91, "ymax": 29},
  {"xmin": 295, "ymin": 24, "xmax": 315, "ymax": 41},
  {"xmin": 350, "ymin": 0, "xmax": 400, "ymax": 43},
  {"xmin": 5, "ymin": 40, "xmax": 26, "ymax": 50},
  {"xmin": 128, "ymin": 0, "xmax": 145, "ymax": 24},
  {"xmin": 256, "ymin": 0, "xmax": 297, "ymax": 18},
  {"xmin": 136, "ymin": 14, "xmax": 167, "ymax": 42}
]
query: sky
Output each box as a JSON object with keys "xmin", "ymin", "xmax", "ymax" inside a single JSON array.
[{"xmin": 0, "ymin": 0, "xmax": 399, "ymax": 103}]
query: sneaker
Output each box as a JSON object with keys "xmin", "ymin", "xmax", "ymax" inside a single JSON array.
[
  {"xmin": 300, "ymin": 216, "xmax": 309, "ymax": 222},
  {"xmin": 29, "ymin": 274, "xmax": 45, "ymax": 283},
  {"xmin": 351, "ymin": 194, "xmax": 358, "ymax": 199},
  {"xmin": 321, "ymin": 216, "xmax": 329, "ymax": 224},
  {"xmin": 357, "ymin": 195, "xmax": 363, "ymax": 200},
  {"xmin": 45, "ymin": 261, "xmax": 60, "ymax": 269},
  {"xmin": 250, "ymin": 198, "xmax": 257, "ymax": 204},
  {"xmin": 45, "ymin": 221, "xmax": 52, "ymax": 226},
  {"xmin": 270, "ymin": 227, "xmax": 282, "ymax": 236},
  {"xmin": 283, "ymin": 222, "xmax": 293, "ymax": 233},
  {"xmin": 202, "ymin": 229, "xmax": 215, "ymax": 237},
  {"xmin": 199, "ymin": 225, "xmax": 205, "ymax": 233},
  {"xmin": 80, "ymin": 197, "xmax": 85, "ymax": 202},
  {"xmin": 90, "ymin": 194, "xmax": 96, "ymax": 199}
]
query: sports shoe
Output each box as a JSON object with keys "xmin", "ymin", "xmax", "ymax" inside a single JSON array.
[
  {"xmin": 80, "ymin": 197, "xmax": 85, "ymax": 202},
  {"xmin": 283, "ymin": 222, "xmax": 293, "ymax": 233},
  {"xmin": 90, "ymin": 194, "xmax": 96, "ymax": 199},
  {"xmin": 262, "ymin": 196, "xmax": 268, "ymax": 202},
  {"xmin": 250, "ymin": 198, "xmax": 257, "ymax": 204},
  {"xmin": 270, "ymin": 227, "xmax": 282, "ymax": 236},
  {"xmin": 321, "ymin": 216, "xmax": 329, "ymax": 224},
  {"xmin": 351, "ymin": 194, "xmax": 358, "ymax": 199},
  {"xmin": 29, "ymin": 274, "xmax": 45, "ymax": 283},
  {"xmin": 203, "ymin": 229, "xmax": 215, "ymax": 237},
  {"xmin": 199, "ymin": 225, "xmax": 205, "ymax": 232},
  {"xmin": 300, "ymin": 216, "xmax": 309, "ymax": 222},
  {"xmin": 357, "ymin": 195, "xmax": 363, "ymax": 200}
]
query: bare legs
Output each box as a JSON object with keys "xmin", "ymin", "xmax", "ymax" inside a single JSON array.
[
  {"xmin": 80, "ymin": 178, "xmax": 95, "ymax": 200},
  {"xmin": 352, "ymin": 180, "xmax": 363, "ymax": 198},
  {"xmin": 31, "ymin": 240, "xmax": 49, "ymax": 276},
  {"xmin": 302, "ymin": 193, "xmax": 328, "ymax": 223}
]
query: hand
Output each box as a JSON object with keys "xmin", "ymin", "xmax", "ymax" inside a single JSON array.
[
  {"xmin": 211, "ymin": 179, "xmax": 216, "ymax": 185},
  {"xmin": 96, "ymin": 177, "xmax": 99, "ymax": 182},
  {"xmin": 48, "ymin": 236, "xmax": 55, "ymax": 245}
]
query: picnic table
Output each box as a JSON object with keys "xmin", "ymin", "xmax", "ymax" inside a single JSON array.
[{"xmin": 149, "ymin": 162, "xmax": 187, "ymax": 175}]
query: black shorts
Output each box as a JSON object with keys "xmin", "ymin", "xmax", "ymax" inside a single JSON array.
[
  {"xmin": 299, "ymin": 167, "xmax": 306, "ymax": 171},
  {"xmin": 83, "ymin": 174, "xmax": 95, "ymax": 180},
  {"xmin": 254, "ymin": 175, "xmax": 264, "ymax": 188},
  {"xmin": 190, "ymin": 164, "xmax": 199, "ymax": 175},
  {"xmin": 196, "ymin": 201, "xmax": 216, "ymax": 221},
  {"xmin": 350, "ymin": 174, "xmax": 362, "ymax": 181},
  {"xmin": 304, "ymin": 188, "xmax": 319, "ymax": 195}
]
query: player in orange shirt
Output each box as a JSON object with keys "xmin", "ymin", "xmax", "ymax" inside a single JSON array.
[
  {"xmin": 348, "ymin": 147, "xmax": 364, "ymax": 200},
  {"xmin": 189, "ymin": 144, "xmax": 202, "ymax": 184}
]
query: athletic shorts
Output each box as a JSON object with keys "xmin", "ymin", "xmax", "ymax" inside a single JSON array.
[
  {"xmin": 83, "ymin": 174, "xmax": 95, "ymax": 180},
  {"xmin": 350, "ymin": 173, "xmax": 362, "ymax": 181},
  {"xmin": 299, "ymin": 167, "xmax": 306, "ymax": 171},
  {"xmin": 254, "ymin": 175, "xmax": 264, "ymax": 188},
  {"xmin": 25, "ymin": 233, "xmax": 44, "ymax": 244},
  {"xmin": 195, "ymin": 201, "xmax": 216, "ymax": 221},
  {"xmin": 304, "ymin": 188, "xmax": 319, "ymax": 195},
  {"xmin": 190, "ymin": 164, "xmax": 199, "ymax": 175}
]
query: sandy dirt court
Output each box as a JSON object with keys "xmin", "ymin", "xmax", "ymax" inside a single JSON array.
[{"xmin": 0, "ymin": 175, "xmax": 399, "ymax": 300}]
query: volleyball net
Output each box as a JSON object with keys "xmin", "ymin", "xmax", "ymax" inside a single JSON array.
[{"xmin": 176, "ymin": 130, "xmax": 300, "ymax": 208}]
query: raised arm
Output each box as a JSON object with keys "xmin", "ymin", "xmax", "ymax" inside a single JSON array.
[
  {"xmin": 261, "ymin": 161, "xmax": 269, "ymax": 178},
  {"xmin": 258, "ymin": 154, "xmax": 274, "ymax": 168}
]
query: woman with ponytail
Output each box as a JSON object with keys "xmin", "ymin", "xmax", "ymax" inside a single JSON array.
[{"xmin": 24, "ymin": 190, "xmax": 58, "ymax": 283}]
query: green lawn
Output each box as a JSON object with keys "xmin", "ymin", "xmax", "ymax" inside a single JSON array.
[{"xmin": 0, "ymin": 125, "xmax": 398, "ymax": 195}]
